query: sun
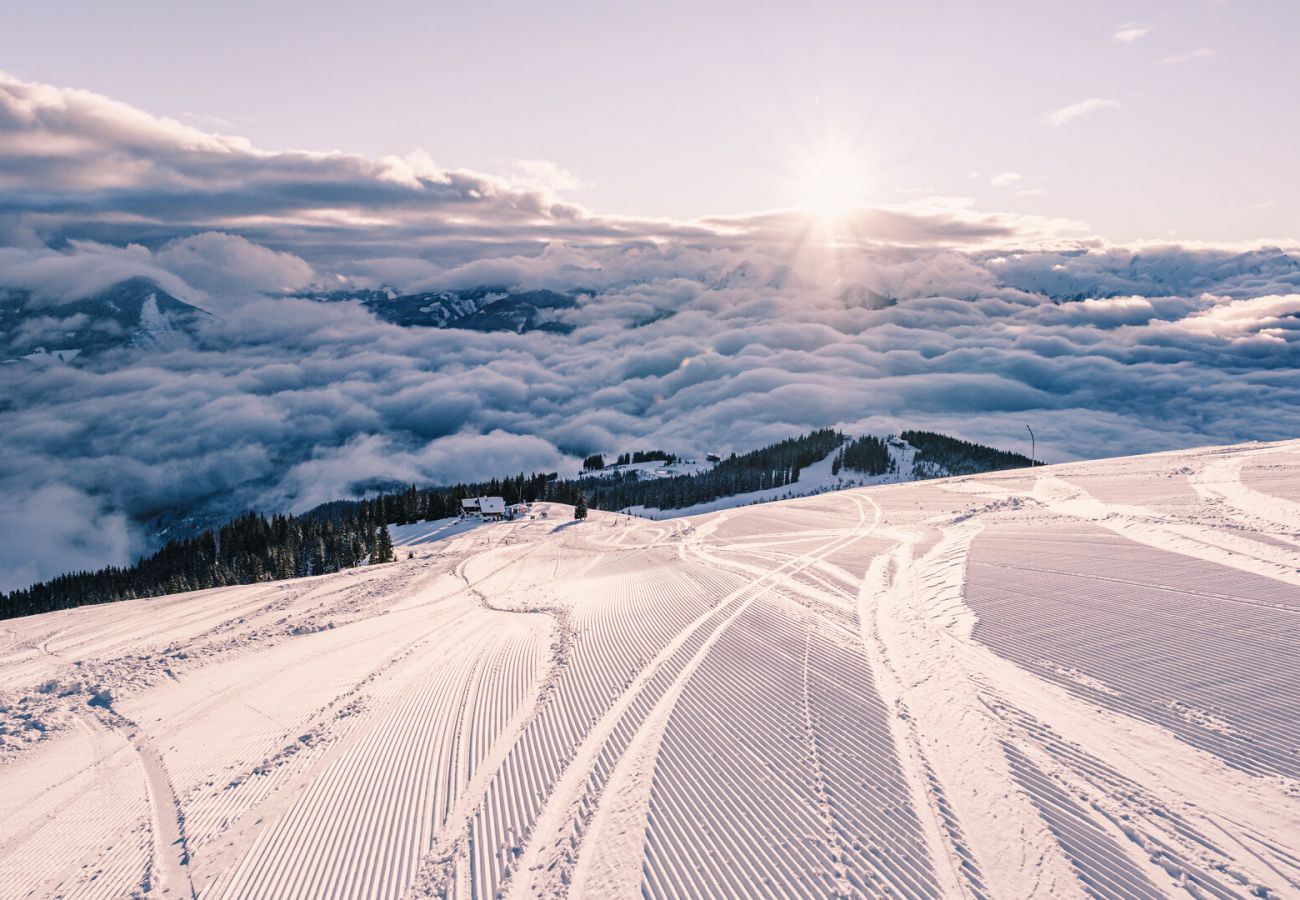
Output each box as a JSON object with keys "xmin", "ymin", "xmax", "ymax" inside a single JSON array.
[{"xmin": 794, "ymin": 145, "xmax": 866, "ymax": 220}]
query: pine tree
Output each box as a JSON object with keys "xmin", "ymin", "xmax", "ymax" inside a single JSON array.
[
  {"xmin": 372, "ymin": 524, "xmax": 395, "ymax": 563},
  {"xmin": 573, "ymin": 494, "xmax": 588, "ymax": 520}
]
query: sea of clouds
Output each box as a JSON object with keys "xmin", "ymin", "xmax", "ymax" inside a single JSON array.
[{"xmin": 1, "ymin": 72, "xmax": 1297, "ymax": 592}]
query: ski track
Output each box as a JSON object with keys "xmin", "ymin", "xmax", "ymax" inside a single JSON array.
[{"xmin": 1, "ymin": 445, "xmax": 1299, "ymax": 898}]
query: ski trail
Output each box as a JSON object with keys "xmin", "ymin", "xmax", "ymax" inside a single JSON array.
[
  {"xmin": 797, "ymin": 627, "xmax": 854, "ymax": 899},
  {"xmin": 886, "ymin": 485, "xmax": 1300, "ymax": 897},
  {"xmin": 79, "ymin": 706, "xmax": 196, "ymax": 898},
  {"xmin": 134, "ymin": 734, "xmax": 197, "ymax": 899},
  {"xmin": 860, "ymin": 521, "xmax": 1088, "ymax": 900},
  {"xmin": 1191, "ymin": 454, "xmax": 1300, "ymax": 534},
  {"xmin": 855, "ymin": 544, "xmax": 984, "ymax": 900},
  {"xmin": 407, "ymin": 615, "xmax": 552, "ymax": 894},
  {"xmin": 499, "ymin": 569, "xmax": 764, "ymax": 899},
  {"xmin": 513, "ymin": 493, "xmax": 877, "ymax": 898},
  {"xmin": 564, "ymin": 578, "xmax": 765, "ymax": 899},
  {"xmin": 963, "ymin": 617, "xmax": 1300, "ymax": 895},
  {"xmin": 1034, "ymin": 473, "xmax": 1300, "ymax": 586},
  {"xmin": 1001, "ymin": 712, "xmax": 1270, "ymax": 899}
]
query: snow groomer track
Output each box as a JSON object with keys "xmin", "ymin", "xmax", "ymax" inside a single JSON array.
[{"xmin": 2, "ymin": 440, "xmax": 1299, "ymax": 899}]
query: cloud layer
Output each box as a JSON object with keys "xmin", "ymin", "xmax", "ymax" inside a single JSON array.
[
  {"xmin": 1, "ymin": 73, "xmax": 1297, "ymax": 593},
  {"xmin": 0, "ymin": 72, "xmax": 1085, "ymax": 261}
]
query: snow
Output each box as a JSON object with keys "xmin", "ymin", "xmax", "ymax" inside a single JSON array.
[
  {"xmin": 585, "ymin": 458, "xmax": 715, "ymax": 481},
  {"xmin": 19, "ymin": 347, "xmax": 81, "ymax": 365},
  {"xmin": 1, "ymin": 440, "xmax": 1298, "ymax": 898},
  {"xmin": 627, "ymin": 441, "xmax": 917, "ymax": 518}
]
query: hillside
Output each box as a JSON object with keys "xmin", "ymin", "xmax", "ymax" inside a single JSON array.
[
  {"xmin": 1, "ymin": 429, "xmax": 1032, "ymax": 618},
  {"xmin": 0, "ymin": 439, "xmax": 1297, "ymax": 898}
]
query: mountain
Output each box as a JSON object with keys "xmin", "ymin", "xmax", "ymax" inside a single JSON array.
[
  {"xmin": 305, "ymin": 286, "xmax": 579, "ymax": 333},
  {"xmin": 0, "ymin": 277, "xmax": 210, "ymax": 364},
  {"xmin": 1, "ymin": 438, "xmax": 1297, "ymax": 898}
]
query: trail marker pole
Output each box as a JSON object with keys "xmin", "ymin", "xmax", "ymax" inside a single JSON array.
[{"xmin": 1026, "ymin": 424, "xmax": 1036, "ymax": 466}]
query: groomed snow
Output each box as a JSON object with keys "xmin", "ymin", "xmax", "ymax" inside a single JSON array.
[{"xmin": 1, "ymin": 441, "xmax": 1298, "ymax": 899}]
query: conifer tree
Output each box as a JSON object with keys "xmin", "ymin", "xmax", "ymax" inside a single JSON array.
[
  {"xmin": 574, "ymin": 494, "xmax": 588, "ymax": 520},
  {"xmin": 372, "ymin": 524, "xmax": 395, "ymax": 563}
]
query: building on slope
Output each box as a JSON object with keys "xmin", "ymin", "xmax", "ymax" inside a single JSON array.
[{"xmin": 461, "ymin": 496, "xmax": 507, "ymax": 521}]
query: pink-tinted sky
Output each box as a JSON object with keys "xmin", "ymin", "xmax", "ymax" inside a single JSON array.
[{"xmin": 2, "ymin": 0, "xmax": 1295, "ymax": 243}]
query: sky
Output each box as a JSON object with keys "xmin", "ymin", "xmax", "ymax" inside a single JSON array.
[
  {"xmin": 1, "ymin": 1, "xmax": 1298, "ymax": 593},
  {"xmin": 1, "ymin": 0, "xmax": 1296, "ymax": 243}
]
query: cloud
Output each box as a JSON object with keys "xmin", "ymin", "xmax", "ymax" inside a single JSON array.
[
  {"xmin": 500, "ymin": 159, "xmax": 591, "ymax": 195},
  {"xmin": 0, "ymin": 73, "xmax": 1297, "ymax": 594},
  {"xmin": 0, "ymin": 485, "xmax": 140, "ymax": 595},
  {"xmin": 0, "ymin": 71, "xmax": 593, "ymax": 262},
  {"xmin": 0, "ymin": 241, "xmax": 193, "ymax": 305},
  {"xmin": 1113, "ymin": 22, "xmax": 1154, "ymax": 43},
  {"xmin": 0, "ymin": 71, "xmax": 1076, "ymax": 261},
  {"xmin": 1170, "ymin": 293, "xmax": 1300, "ymax": 339},
  {"xmin": 154, "ymin": 233, "xmax": 316, "ymax": 297},
  {"xmin": 1159, "ymin": 48, "xmax": 1216, "ymax": 65},
  {"xmin": 1042, "ymin": 98, "xmax": 1121, "ymax": 127},
  {"xmin": 2, "ymin": 236, "xmax": 1298, "ymax": 594},
  {"xmin": 990, "ymin": 172, "xmax": 1022, "ymax": 188}
]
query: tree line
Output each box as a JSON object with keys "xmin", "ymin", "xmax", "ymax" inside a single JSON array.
[
  {"xmin": 832, "ymin": 434, "xmax": 893, "ymax": 476},
  {"xmin": 1, "ymin": 427, "xmax": 1036, "ymax": 620},
  {"xmin": 901, "ymin": 430, "xmax": 1037, "ymax": 477},
  {"xmin": 548, "ymin": 428, "xmax": 848, "ymax": 513},
  {"xmin": 2, "ymin": 512, "xmax": 396, "ymax": 620}
]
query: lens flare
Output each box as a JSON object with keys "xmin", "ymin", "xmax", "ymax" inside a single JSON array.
[{"xmin": 794, "ymin": 145, "xmax": 866, "ymax": 220}]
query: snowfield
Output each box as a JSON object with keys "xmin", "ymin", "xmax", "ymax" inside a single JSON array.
[{"xmin": 2, "ymin": 440, "xmax": 1299, "ymax": 899}]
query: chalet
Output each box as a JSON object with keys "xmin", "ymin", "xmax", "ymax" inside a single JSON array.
[
  {"xmin": 478, "ymin": 497, "xmax": 506, "ymax": 521},
  {"xmin": 461, "ymin": 496, "xmax": 507, "ymax": 521}
]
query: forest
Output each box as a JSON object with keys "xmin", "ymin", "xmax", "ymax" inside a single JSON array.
[
  {"xmin": 902, "ymin": 430, "xmax": 1037, "ymax": 477},
  {"xmin": 1, "ymin": 429, "xmax": 1034, "ymax": 619}
]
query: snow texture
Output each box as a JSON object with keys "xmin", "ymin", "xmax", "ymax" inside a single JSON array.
[{"xmin": 1, "ymin": 439, "xmax": 1298, "ymax": 899}]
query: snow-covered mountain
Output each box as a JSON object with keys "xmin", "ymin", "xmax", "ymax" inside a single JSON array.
[
  {"xmin": 2, "ymin": 438, "xmax": 1297, "ymax": 898},
  {"xmin": 302, "ymin": 286, "xmax": 578, "ymax": 333},
  {"xmin": 0, "ymin": 276, "xmax": 210, "ymax": 364}
]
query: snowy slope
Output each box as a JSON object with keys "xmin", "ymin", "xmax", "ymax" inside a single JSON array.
[
  {"xmin": 1, "ymin": 440, "xmax": 1298, "ymax": 899},
  {"xmin": 583, "ymin": 457, "xmax": 714, "ymax": 481},
  {"xmin": 628, "ymin": 440, "xmax": 918, "ymax": 518}
]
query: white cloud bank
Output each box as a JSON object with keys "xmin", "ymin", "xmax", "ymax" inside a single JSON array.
[{"xmin": 0, "ymin": 72, "xmax": 1297, "ymax": 592}]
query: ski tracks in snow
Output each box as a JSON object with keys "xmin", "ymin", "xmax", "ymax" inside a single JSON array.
[
  {"xmin": 862, "ymin": 453, "xmax": 1300, "ymax": 900},
  {"xmin": 5, "ymin": 441, "xmax": 1300, "ymax": 899},
  {"xmin": 509, "ymin": 493, "xmax": 880, "ymax": 898}
]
